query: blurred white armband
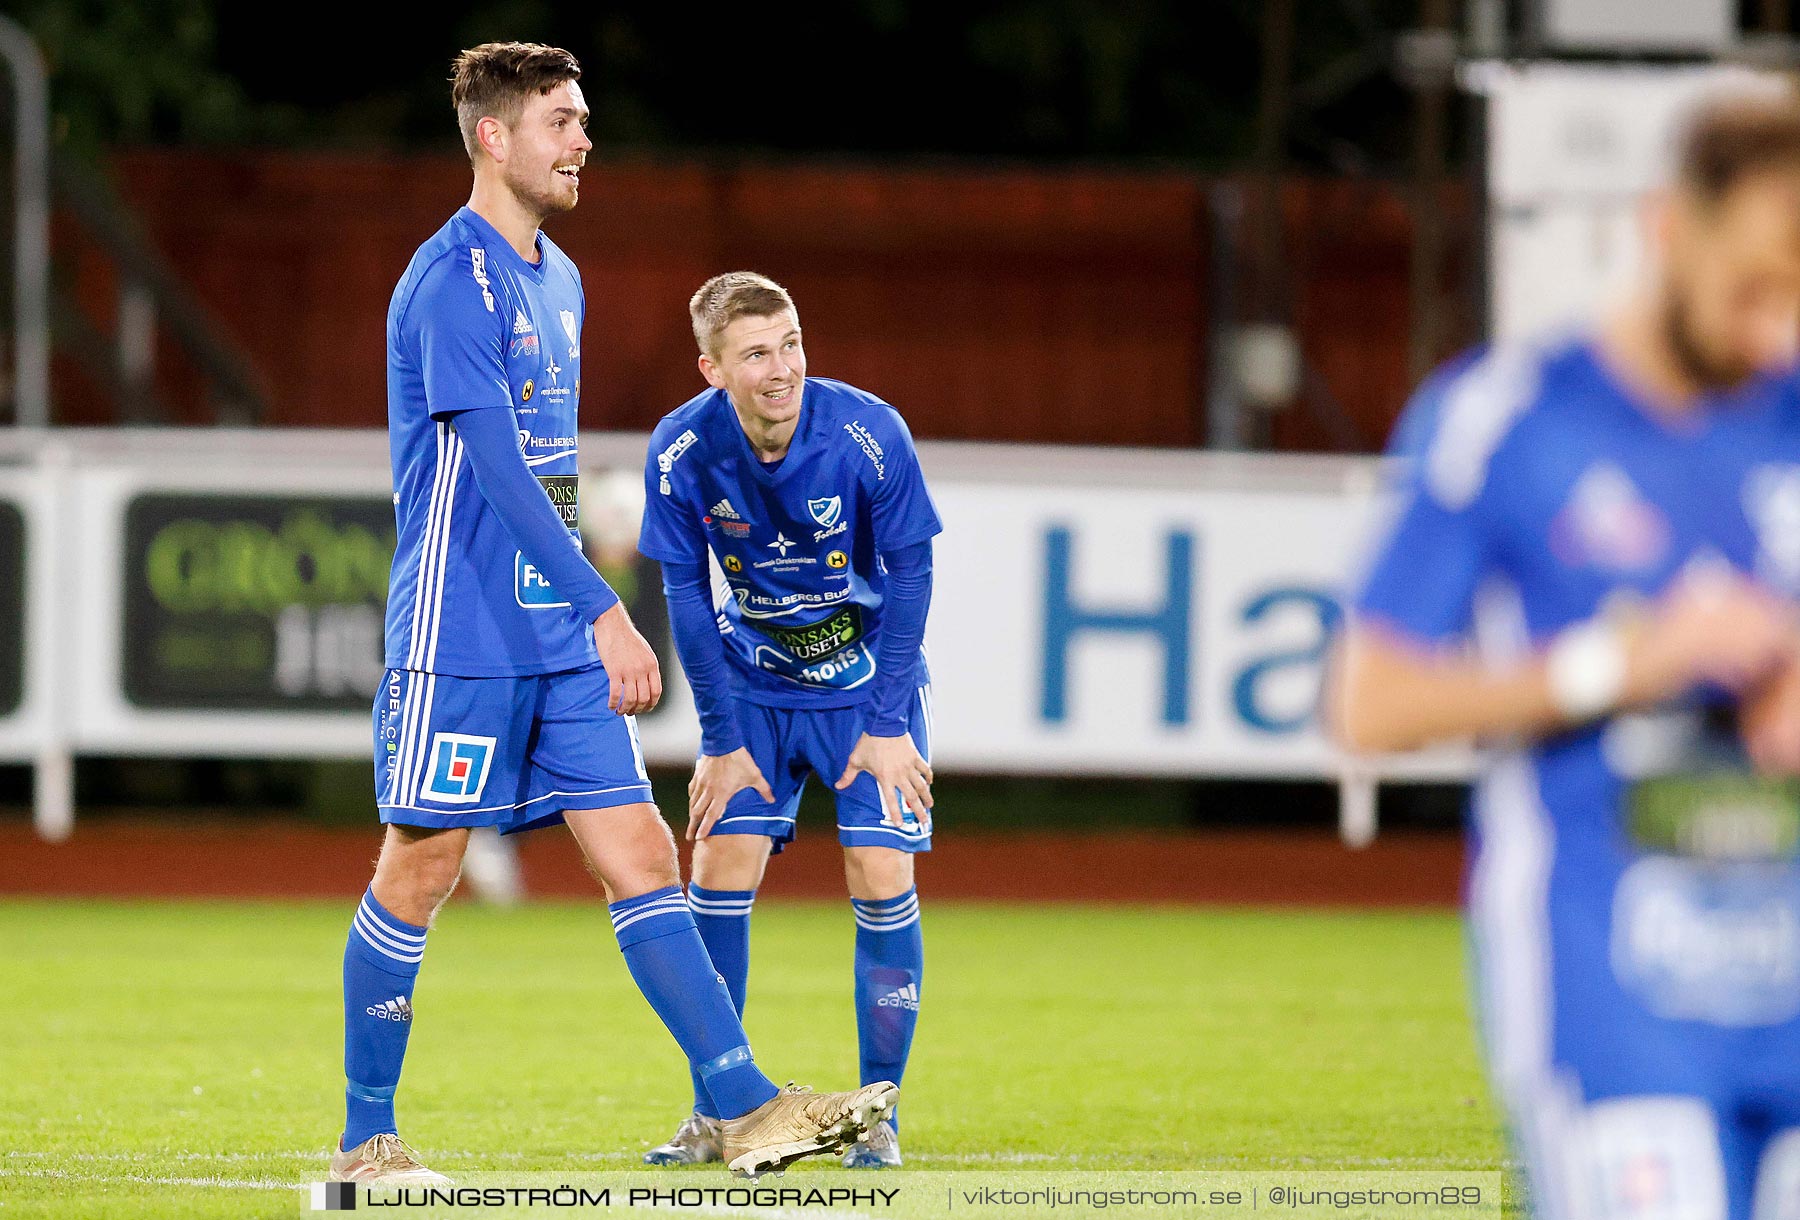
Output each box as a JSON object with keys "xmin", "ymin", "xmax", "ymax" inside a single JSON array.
[{"xmin": 1546, "ymin": 619, "xmax": 1627, "ymax": 722}]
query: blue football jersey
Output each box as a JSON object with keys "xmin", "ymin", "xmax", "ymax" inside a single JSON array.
[
  {"xmin": 1357, "ymin": 335, "xmax": 1800, "ymax": 1029},
  {"xmin": 383, "ymin": 207, "xmax": 594, "ymax": 677},
  {"xmin": 638, "ymin": 377, "xmax": 943, "ymax": 708}
]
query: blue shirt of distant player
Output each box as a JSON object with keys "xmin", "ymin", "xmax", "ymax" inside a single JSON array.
[
  {"xmin": 637, "ymin": 377, "xmax": 943, "ymax": 707},
  {"xmin": 383, "ymin": 206, "xmax": 592, "ymax": 677},
  {"xmin": 1355, "ymin": 334, "xmax": 1800, "ymax": 1023}
]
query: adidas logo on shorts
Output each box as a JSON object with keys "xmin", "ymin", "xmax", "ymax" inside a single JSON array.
[
  {"xmin": 366, "ymin": 996, "xmax": 414, "ymax": 1022},
  {"xmin": 710, "ymin": 498, "xmax": 743, "ymax": 520},
  {"xmin": 875, "ymin": 983, "xmax": 919, "ymax": 1011}
]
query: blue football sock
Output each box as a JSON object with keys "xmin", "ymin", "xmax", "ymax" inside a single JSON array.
[
  {"xmin": 685, "ymin": 885, "xmax": 756, "ymax": 1119},
  {"xmin": 609, "ymin": 886, "xmax": 779, "ymax": 1120},
  {"xmin": 852, "ymin": 888, "xmax": 923, "ymax": 1133},
  {"xmin": 341, "ymin": 888, "xmax": 427, "ymax": 1149}
]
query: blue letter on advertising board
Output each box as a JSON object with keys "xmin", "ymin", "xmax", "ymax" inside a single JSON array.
[{"xmin": 1040, "ymin": 527, "xmax": 1193, "ymax": 726}]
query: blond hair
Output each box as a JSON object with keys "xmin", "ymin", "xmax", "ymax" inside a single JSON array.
[{"xmin": 690, "ymin": 272, "xmax": 797, "ymax": 358}]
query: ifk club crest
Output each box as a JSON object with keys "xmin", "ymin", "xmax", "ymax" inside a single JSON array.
[{"xmin": 560, "ymin": 309, "xmax": 579, "ymax": 359}]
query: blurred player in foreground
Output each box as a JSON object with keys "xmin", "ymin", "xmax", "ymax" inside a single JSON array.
[
  {"xmin": 1332, "ymin": 93, "xmax": 1800, "ymax": 1220},
  {"xmin": 332, "ymin": 43, "xmax": 894, "ymax": 1186},
  {"xmin": 636, "ymin": 274, "xmax": 941, "ymax": 1168}
]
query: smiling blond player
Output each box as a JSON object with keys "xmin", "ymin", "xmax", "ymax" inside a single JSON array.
[{"xmin": 638, "ymin": 274, "xmax": 941, "ymax": 1169}]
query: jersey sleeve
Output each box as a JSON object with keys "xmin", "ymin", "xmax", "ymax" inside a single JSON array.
[
  {"xmin": 408, "ymin": 254, "xmax": 513, "ymax": 420},
  {"xmin": 1352, "ymin": 360, "xmax": 1512, "ymax": 645},
  {"xmin": 637, "ymin": 424, "xmax": 707, "ymax": 564},
  {"xmin": 866, "ymin": 540, "xmax": 933, "ymax": 735},
  {"xmin": 452, "ymin": 406, "xmax": 619, "ymax": 624},
  {"xmin": 868, "ymin": 409, "xmax": 943, "ymax": 552},
  {"xmin": 660, "ymin": 559, "xmax": 746, "ymax": 755}
]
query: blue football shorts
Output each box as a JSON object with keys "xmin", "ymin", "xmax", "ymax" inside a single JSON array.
[
  {"xmin": 372, "ymin": 662, "xmax": 653, "ymax": 835},
  {"xmin": 707, "ymin": 684, "xmax": 934, "ymax": 855},
  {"xmin": 1475, "ymin": 847, "xmax": 1800, "ymax": 1220}
]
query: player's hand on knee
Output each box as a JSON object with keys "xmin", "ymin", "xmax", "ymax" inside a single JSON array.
[
  {"xmin": 686, "ymin": 748, "xmax": 775, "ymax": 841},
  {"xmin": 593, "ymin": 603, "xmax": 663, "ymax": 716},
  {"xmin": 836, "ymin": 732, "xmax": 934, "ymax": 831}
]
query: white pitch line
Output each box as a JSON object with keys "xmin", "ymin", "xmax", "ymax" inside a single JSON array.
[
  {"xmin": 0, "ymin": 1167, "xmax": 292, "ymax": 1191},
  {"xmin": 5, "ymin": 1150, "xmax": 319, "ymax": 1164},
  {"xmin": 2, "ymin": 1148, "xmax": 643, "ymax": 1166}
]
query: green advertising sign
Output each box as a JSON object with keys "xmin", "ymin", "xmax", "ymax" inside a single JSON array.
[{"xmin": 122, "ymin": 494, "xmax": 395, "ymax": 710}]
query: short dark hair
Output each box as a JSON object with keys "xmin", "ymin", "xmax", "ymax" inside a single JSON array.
[
  {"xmin": 690, "ymin": 272, "xmax": 798, "ymax": 358},
  {"xmin": 450, "ymin": 42, "xmax": 582, "ymax": 162},
  {"xmin": 1676, "ymin": 89, "xmax": 1800, "ymax": 204}
]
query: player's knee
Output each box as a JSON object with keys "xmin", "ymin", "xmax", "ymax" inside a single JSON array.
[
  {"xmin": 636, "ymin": 806, "xmax": 681, "ymax": 870},
  {"xmin": 388, "ymin": 859, "xmax": 463, "ymax": 923},
  {"xmin": 843, "ymin": 846, "xmax": 912, "ymax": 900},
  {"xmin": 567, "ymin": 803, "xmax": 681, "ymax": 898},
  {"xmin": 372, "ymin": 826, "xmax": 469, "ymax": 924},
  {"xmin": 693, "ymin": 834, "xmax": 772, "ymax": 890},
  {"xmin": 1557, "ymin": 1095, "xmax": 1726, "ymax": 1220}
]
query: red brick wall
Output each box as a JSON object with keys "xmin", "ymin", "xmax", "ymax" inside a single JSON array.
[{"xmin": 58, "ymin": 150, "xmax": 1464, "ymax": 450}]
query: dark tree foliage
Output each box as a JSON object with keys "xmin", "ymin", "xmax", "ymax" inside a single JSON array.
[{"xmin": 12, "ymin": 0, "xmax": 1421, "ymax": 169}]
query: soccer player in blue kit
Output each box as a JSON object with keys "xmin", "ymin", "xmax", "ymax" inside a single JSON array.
[
  {"xmin": 637, "ymin": 274, "xmax": 941, "ymax": 1169},
  {"xmin": 1331, "ymin": 94, "xmax": 1800, "ymax": 1220},
  {"xmin": 329, "ymin": 44, "xmax": 895, "ymax": 1186}
]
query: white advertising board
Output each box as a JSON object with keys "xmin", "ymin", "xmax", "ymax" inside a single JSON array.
[
  {"xmin": 0, "ymin": 457, "xmax": 51, "ymax": 759},
  {"xmin": 2, "ymin": 431, "xmax": 1471, "ymax": 838},
  {"xmin": 911, "ymin": 447, "xmax": 1467, "ymax": 782}
]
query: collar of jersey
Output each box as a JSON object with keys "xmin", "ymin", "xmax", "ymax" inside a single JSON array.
[
  {"xmin": 456, "ymin": 206, "xmax": 548, "ymax": 283},
  {"xmin": 1574, "ymin": 338, "xmax": 1750, "ymax": 445},
  {"xmin": 725, "ymin": 382, "xmax": 811, "ymax": 484}
]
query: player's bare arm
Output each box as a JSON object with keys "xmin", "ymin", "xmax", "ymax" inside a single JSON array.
[
  {"xmin": 836, "ymin": 732, "xmax": 934, "ymax": 830},
  {"xmin": 1331, "ymin": 568, "xmax": 1799, "ymax": 754},
  {"xmin": 686, "ymin": 749, "xmax": 776, "ymax": 841},
  {"xmin": 593, "ymin": 602, "xmax": 662, "ymax": 716}
]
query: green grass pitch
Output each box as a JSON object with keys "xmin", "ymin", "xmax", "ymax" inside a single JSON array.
[{"xmin": 0, "ymin": 899, "xmax": 1507, "ymax": 1217}]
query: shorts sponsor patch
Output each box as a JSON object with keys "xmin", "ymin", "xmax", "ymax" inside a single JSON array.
[{"xmin": 422, "ymin": 732, "xmax": 496, "ymax": 804}]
